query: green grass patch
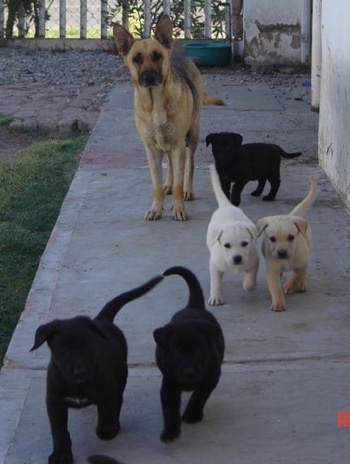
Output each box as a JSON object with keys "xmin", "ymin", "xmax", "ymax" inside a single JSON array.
[
  {"xmin": 0, "ymin": 114, "xmax": 14, "ymax": 126},
  {"xmin": 0, "ymin": 136, "xmax": 87, "ymax": 363}
]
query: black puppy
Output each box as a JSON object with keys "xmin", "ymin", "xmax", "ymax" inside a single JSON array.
[
  {"xmin": 206, "ymin": 131, "xmax": 301, "ymax": 206},
  {"xmin": 154, "ymin": 266, "xmax": 225, "ymax": 443},
  {"xmin": 31, "ymin": 275, "xmax": 163, "ymax": 464}
]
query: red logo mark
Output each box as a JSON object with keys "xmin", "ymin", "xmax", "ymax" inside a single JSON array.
[{"xmin": 337, "ymin": 411, "xmax": 350, "ymax": 427}]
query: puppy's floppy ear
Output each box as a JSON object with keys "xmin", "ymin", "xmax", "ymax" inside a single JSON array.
[
  {"xmin": 154, "ymin": 14, "xmax": 173, "ymax": 49},
  {"xmin": 30, "ymin": 320, "xmax": 59, "ymax": 351},
  {"xmin": 246, "ymin": 223, "xmax": 258, "ymax": 240},
  {"xmin": 206, "ymin": 134, "xmax": 213, "ymax": 147},
  {"xmin": 256, "ymin": 217, "xmax": 269, "ymax": 237},
  {"xmin": 113, "ymin": 24, "xmax": 135, "ymax": 57},
  {"xmin": 154, "ymin": 325, "xmax": 172, "ymax": 349},
  {"xmin": 207, "ymin": 229, "xmax": 223, "ymax": 247},
  {"xmin": 292, "ymin": 217, "xmax": 309, "ymax": 237}
]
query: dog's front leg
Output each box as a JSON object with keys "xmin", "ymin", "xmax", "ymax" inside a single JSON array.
[
  {"xmin": 47, "ymin": 401, "xmax": 73, "ymax": 464},
  {"xmin": 183, "ymin": 146, "xmax": 195, "ymax": 201},
  {"xmin": 145, "ymin": 147, "xmax": 164, "ymax": 220},
  {"xmin": 208, "ymin": 265, "xmax": 224, "ymax": 305},
  {"xmin": 159, "ymin": 378, "xmax": 182, "ymax": 442},
  {"xmin": 170, "ymin": 148, "xmax": 189, "ymax": 221},
  {"xmin": 96, "ymin": 395, "xmax": 122, "ymax": 440},
  {"xmin": 266, "ymin": 268, "xmax": 286, "ymax": 311},
  {"xmin": 163, "ymin": 153, "xmax": 173, "ymax": 195}
]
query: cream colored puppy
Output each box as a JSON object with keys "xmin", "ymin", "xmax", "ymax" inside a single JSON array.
[
  {"xmin": 257, "ymin": 175, "xmax": 317, "ymax": 311},
  {"xmin": 207, "ymin": 164, "xmax": 259, "ymax": 305}
]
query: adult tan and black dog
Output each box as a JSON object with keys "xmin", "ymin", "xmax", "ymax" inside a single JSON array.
[{"xmin": 113, "ymin": 14, "xmax": 224, "ymax": 221}]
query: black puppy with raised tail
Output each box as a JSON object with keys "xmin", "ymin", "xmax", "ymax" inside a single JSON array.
[
  {"xmin": 206, "ymin": 131, "xmax": 301, "ymax": 206},
  {"xmin": 31, "ymin": 275, "xmax": 163, "ymax": 464},
  {"xmin": 154, "ymin": 266, "xmax": 225, "ymax": 443}
]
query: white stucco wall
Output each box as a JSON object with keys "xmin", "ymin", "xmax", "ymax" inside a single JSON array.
[
  {"xmin": 243, "ymin": 0, "xmax": 302, "ymax": 65},
  {"xmin": 318, "ymin": 0, "xmax": 350, "ymax": 208}
]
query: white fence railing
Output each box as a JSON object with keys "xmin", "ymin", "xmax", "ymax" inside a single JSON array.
[{"xmin": 0, "ymin": 0, "xmax": 232, "ymax": 41}]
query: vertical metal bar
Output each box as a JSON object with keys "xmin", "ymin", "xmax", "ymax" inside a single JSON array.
[
  {"xmin": 204, "ymin": 0, "xmax": 211, "ymax": 38},
  {"xmin": 144, "ymin": 0, "xmax": 151, "ymax": 37},
  {"xmin": 163, "ymin": 0, "xmax": 171, "ymax": 16},
  {"xmin": 122, "ymin": 2, "xmax": 128, "ymax": 29},
  {"xmin": 17, "ymin": 3, "xmax": 25, "ymax": 38},
  {"xmin": 101, "ymin": 0, "xmax": 108, "ymax": 39},
  {"xmin": 59, "ymin": 0, "xmax": 66, "ymax": 38},
  {"xmin": 184, "ymin": 0, "xmax": 191, "ymax": 38},
  {"xmin": 0, "ymin": 0, "xmax": 4, "ymax": 39},
  {"xmin": 80, "ymin": 0, "xmax": 87, "ymax": 39},
  {"xmin": 38, "ymin": 0, "xmax": 46, "ymax": 38}
]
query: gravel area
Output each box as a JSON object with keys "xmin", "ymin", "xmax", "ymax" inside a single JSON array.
[{"xmin": 0, "ymin": 48, "xmax": 128, "ymax": 88}]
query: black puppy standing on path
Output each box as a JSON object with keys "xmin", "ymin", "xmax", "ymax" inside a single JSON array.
[
  {"xmin": 206, "ymin": 132, "xmax": 302, "ymax": 206},
  {"xmin": 31, "ymin": 275, "xmax": 163, "ymax": 464},
  {"xmin": 154, "ymin": 266, "xmax": 225, "ymax": 443}
]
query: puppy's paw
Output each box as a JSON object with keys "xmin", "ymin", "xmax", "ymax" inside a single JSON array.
[
  {"xmin": 283, "ymin": 280, "xmax": 307, "ymax": 294},
  {"xmin": 49, "ymin": 450, "xmax": 73, "ymax": 464},
  {"xmin": 208, "ymin": 295, "xmax": 224, "ymax": 306},
  {"xmin": 262, "ymin": 195, "xmax": 276, "ymax": 201},
  {"xmin": 96, "ymin": 422, "xmax": 120, "ymax": 440},
  {"xmin": 251, "ymin": 190, "xmax": 262, "ymax": 197},
  {"xmin": 160, "ymin": 426, "xmax": 181, "ymax": 443},
  {"xmin": 182, "ymin": 408, "xmax": 203, "ymax": 423},
  {"xmin": 270, "ymin": 300, "xmax": 287, "ymax": 311}
]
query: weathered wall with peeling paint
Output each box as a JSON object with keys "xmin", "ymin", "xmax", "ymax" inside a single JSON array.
[
  {"xmin": 318, "ymin": 0, "xmax": 350, "ymax": 209},
  {"xmin": 243, "ymin": 0, "xmax": 302, "ymax": 65}
]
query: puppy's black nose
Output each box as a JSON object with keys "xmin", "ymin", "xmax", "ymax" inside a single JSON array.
[
  {"xmin": 233, "ymin": 255, "xmax": 242, "ymax": 264},
  {"xmin": 277, "ymin": 249, "xmax": 288, "ymax": 259}
]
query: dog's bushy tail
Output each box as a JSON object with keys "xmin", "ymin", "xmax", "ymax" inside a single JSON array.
[
  {"xmin": 203, "ymin": 93, "xmax": 225, "ymax": 106},
  {"xmin": 96, "ymin": 275, "xmax": 164, "ymax": 321},
  {"xmin": 289, "ymin": 175, "xmax": 318, "ymax": 217},
  {"xmin": 163, "ymin": 266, "xmax": 205, "ymax": 310},
  {"xmin": 280, "ymin": 149, "xmax": 302, "ymax": 159},
  {"xmin": 209, "ymin": 163, "xmax": 232, "ymax": 209}
]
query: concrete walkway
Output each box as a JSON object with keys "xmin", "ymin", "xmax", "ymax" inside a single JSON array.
[{"xmin": 1, "ymin": 72, "xmax": 350, "ymax": 464}]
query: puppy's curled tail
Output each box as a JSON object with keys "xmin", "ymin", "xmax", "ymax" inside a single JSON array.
[
  {"xmin": 209, "ymin": 163, "xmax": 232, "ymax": 209},
  {"xmin": 289, "ymin": 175, "xmax": 318, "ymax": 217},
  {"xmin": 203, "ymin": 93, "xmax": 225, "ymax": 106},
  {"xmin": 88, "ymin": 455, "xmax": 122, "ymax": 464},
  {"xmin": 280, "ymin": 150, "xmax": 302, "ymax": 159},
  {"xmin": 96, "ymin": 275, "xmax": 164, "ymax": 321},
  {"xmin": 163, "ymin": 266, "xmax": 205, "ymax": 310}
]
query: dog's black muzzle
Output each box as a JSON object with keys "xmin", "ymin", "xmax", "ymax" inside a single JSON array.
[
  {"xmin": 233, "ymin": 255, "xmax": 243, "ymax": 265},
  {"xmin": 139, "ymin": 70, "xmax": 163, "ymax": 88}
]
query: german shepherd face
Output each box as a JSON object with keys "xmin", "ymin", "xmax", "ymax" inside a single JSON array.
[{"xmin": 113, "ymin": 15, "xmax": 174, "ymax": 89}]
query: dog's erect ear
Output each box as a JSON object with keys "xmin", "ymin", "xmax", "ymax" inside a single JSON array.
[
  {"xmin": 293, "ymin": 217, "xmax": 309, "ymax": 237},
  {"xmin": 113, "ymin": 23, "xmax": 135, "ymax": 57},
  {"xmin": 256, "ymin": 218, "xmax": 269, "ymax": 237},
  {"xmin": 208, "ymin": 229, "xmax": 223, "ymax": 247},
  {"xmin": 30, "ymin": 320, "xmax": 59, "ymax": 351},
  {"xmin": 154, "ymin": 14, "xmax": 173, "ymax": 49}
]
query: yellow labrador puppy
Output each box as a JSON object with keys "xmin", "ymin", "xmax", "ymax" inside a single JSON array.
[
  {"xmin": 207, "ymin": 164, "xmax": 259, "ymax": 306},
  {"xmin": 257, "ymin": 176, "xmax": 317, "ymax": 311}
]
